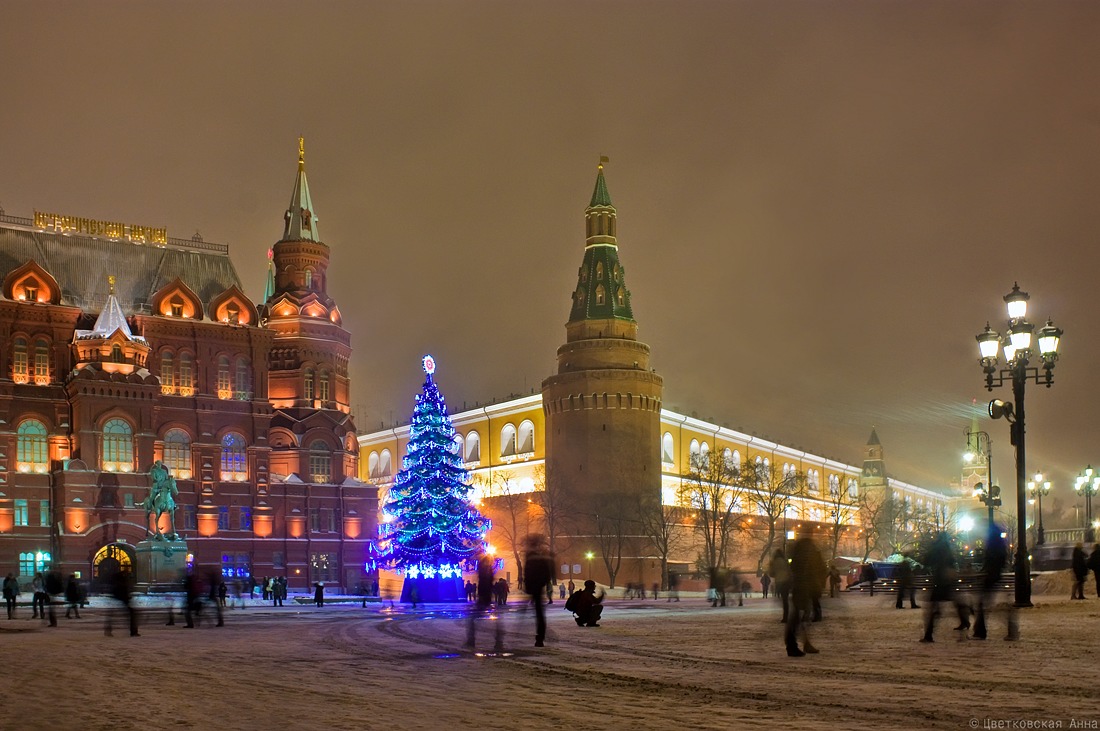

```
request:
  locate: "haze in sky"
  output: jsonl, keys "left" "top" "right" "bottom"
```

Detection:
{"left": 3, "top": 2, "right": 1098, "bottom": 520}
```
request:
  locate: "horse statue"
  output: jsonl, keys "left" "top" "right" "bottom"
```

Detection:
{"left": 144, "top": 460, "right": 179, "bottom": 540}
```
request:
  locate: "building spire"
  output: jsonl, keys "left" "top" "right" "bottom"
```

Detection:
{"left": 569, "top": 161, "right": 634, "bottom": 325}
{"left": 282, "top": 136, "right": 320, "bottom": 242}
{"left": 262, "top": 249, "right": 276, "bottom": 303}
{"left": 589, "top": 155, "right": 613, "bottom": 208}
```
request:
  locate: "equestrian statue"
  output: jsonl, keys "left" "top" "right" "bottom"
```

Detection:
{"left": 144, "top": 460, "right": 179, "bottom": 540}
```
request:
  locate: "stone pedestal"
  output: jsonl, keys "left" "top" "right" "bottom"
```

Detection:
{"left": 134, "top": 538, "right": 189, "bottom": 591}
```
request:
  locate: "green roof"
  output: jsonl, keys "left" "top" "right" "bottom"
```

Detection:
{"left": 568, "top": 245, "right": 634, "bottom": 323}
{"left": 589, "top": 167, "right": 613, "bottom": 208}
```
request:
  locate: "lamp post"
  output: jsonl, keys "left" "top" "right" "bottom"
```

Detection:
{"left": 1027, "top": 471, "right": 1050, "bottom": 546}
{"left": 975, "top": 282, "right": 1063, "bottom": 608}
{"left": 585, "top": 551, "right": 594, "bottom": 580}
{"left": 964, "top": 429, "right": 997, "bottom": 530}
{"left": 1074, "top": 467, "right": 1098, "bottom": 543}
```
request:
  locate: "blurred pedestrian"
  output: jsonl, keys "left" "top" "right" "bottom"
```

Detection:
{"left": 972, "top": 523, "right": 1017, "bottom": 640}
{"left": 207, "top": 569, "right": 224, "bottom": 626}
{"left": 3, "top": 573, "right": 18, "bottom": 619}
{"left": 894, "top": 555, "right": 920, "bottom": 609}
{"left": 45, "top": 567, "right": 63, "bottom": 627}
{"left": 785, "top": 529, "right": 825, "bottom": 656}
{"left": 1088, "top": 544, "right": 1100, "bottom": 598}
{"left": 1071, "top": 543, "right": 1088, "bottom": 600}
{"left": 524, "top": 534, "right": 554, "bottom": 647}
{"left": 65, "top": 574, "right": 82, "bottom": 619}
{"left": 314, "top": 582, "right": 325, "bottom": 607}
{"left": 31, "top": 572, "right": 47, "bottom": 620}
{"left": 921, "top": 531, "right": 969, "bottom": 642}
{"left": 860, "top": 563, "right": 878, "bottom": 596}
{"left": 760, "top": 570, "right": 771, "bottom": 599}
{"left": 184, "top": 571, "right": 202, "bottom": 628}
{"left": 768, "top": 550, "right": 792, "bottom": 623}
{"left": 465, "top": 553, "right": 504, "bottom": 652}
{"left": 105, "top": 569, "right": 139, "bottom": 637}
{"left": 827, "top": 564, "right": 841, "bottom": 598}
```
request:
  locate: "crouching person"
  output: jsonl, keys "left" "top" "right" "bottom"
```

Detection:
{"left": 566, "top": 580, "right": 605, "bottom": 627}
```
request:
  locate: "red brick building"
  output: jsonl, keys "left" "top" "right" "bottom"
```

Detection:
{"left": 0, "top": 142, "right": 375, "bottom": 592}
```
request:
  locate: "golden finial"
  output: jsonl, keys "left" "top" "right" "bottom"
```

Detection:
{"left": 598, "top": 155, "right": 609, "bottom": 171}
{"left": 298, "top": 136, "right": 306, "bottom": 170}
{"left": 108, "top": 275, "right": 116, "bottom": 295}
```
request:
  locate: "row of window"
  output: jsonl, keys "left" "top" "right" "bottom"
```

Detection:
{"left": 14, "top": 418, "right": 337, "bottom": 483}
{"left": 10, "top": 500, "right": 50, "bottom": 527}
{"left": 365, "top": 420, "right": 537, "bottom": 481}
{"left": 12, "top": 338, "right": 50, "bottom": 385}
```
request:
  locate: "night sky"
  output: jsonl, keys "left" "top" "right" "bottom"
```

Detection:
{"left": 3, "top": 2, "right": 1099, "bottom": 518}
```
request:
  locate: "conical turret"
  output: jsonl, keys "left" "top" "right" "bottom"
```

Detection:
{"left": 282, "top": 137, "right": 320, "bottom": 242}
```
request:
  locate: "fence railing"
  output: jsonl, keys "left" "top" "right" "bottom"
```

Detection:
{"left": 0, "top": 212, "right": 229, "bottom": 255}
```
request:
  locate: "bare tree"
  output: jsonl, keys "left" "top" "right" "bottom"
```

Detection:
{"left": 637, "top": 491, "right": 687, "bottom": 590}
{"left": 856, "top": 489, "right": 886, "bottom": 561}
{"left": 531, "top": 464, "right": 571, "bottom": 561}
{"left": 823, "top": 478, "right": 858, "bottom": 560}
{"left": 678, "top": 451, "right": 746, "bottom": 576}
{"left": 743, "top": 460, "right": 806, "bottom": 572}
{"left": 592, "top": 490, "right": 635, "bottom": 589}
{"left": 479, "top": 470, "right": 528, "bottom": 584}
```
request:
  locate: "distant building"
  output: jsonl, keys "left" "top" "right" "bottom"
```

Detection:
{"left": 0, "top": 140, "right": 375, "bottom": 592}
{"left": 359, "top": 164, "right": 949, "bottom": 588}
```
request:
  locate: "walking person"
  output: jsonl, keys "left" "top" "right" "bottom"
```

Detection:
{"left": 760, "top": 570, "right": 771, "bottom": 599}
{"left": 65, "top": 574, "right": 82, "bottom": 619}
{"left": 894, "top": 555, "right": 920, "bottom": 609}
{"left": 31, "top": 572, "right": 47, "bottom": 620}
{"left": 465, "top": 552, "right": 504, "bottom": 652}
{"left": 105, "top": 569, "right": 139, "bottom": 637}
{"left": 1071, "top": 543, "right": 1088, "bottom": 600}
{"left": 1088, "top": 544, "right": 1100, "bottom": 598}
{"left": 3, "top": 573, "right": 18, "bottom": 619}
{"left": 972, "top": 523, "right": 1018, "bottom": 641}
{"left": 768, "top": 549, "right": 792, "bottom": 623}
{"left": 523, "top": 533, "right": 554, "bottom": 647}
{"left": 920, "top": 531, "right": 969, "bottom": 642}
{"left": 785, "top": 528, "right": 825, "bottom": 656}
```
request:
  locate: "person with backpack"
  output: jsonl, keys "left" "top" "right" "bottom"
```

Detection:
{"left": 566, "top": 580, "right": 605, "bottom": 627}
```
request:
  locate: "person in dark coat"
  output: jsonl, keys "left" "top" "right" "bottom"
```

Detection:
{"left": 184, "top": 571, "right": 202, "bottom": 628}
{"left": 570, "top": 580, "right": 605, "bottom": 627}
{"left": 860, "top": 563, "right": 878, "bottom": 596}
{"left": 314, "top": 582, "right": 325, "bottom": 607}
{"left": 894, "top": 556, "right": 920, "bottom": 609}
{"left": 65, "top": 574, "right": 82, "bottom": 619}
{"left": 972, "top": 524, "right": 1017, "bottom": 640}
{"left": 760, "top": 570, "right": 771, "bottom": 599}
{"left": 523, "top": 534, "right": 554, "bottom": 647}
{"left": 1071, "top": 543, "right": 1088, "bottom": 600}
{"left": 785, "top": 529, "right": 825, "bottom": 656}
{"left": 105, "top": 569, "right": 139, "bottom": 637}
{"left": 1088, "top": 544, "right": 1100, "bottom": 598}
{"left": 768, "top": 550, "right": 792, "bottom": 623}
{"left": 920, "top": 532, "right": 969, "bottom": 642}
{"left": 465, "top": 553, "right": 503, "bottom": 651}
{"left": 2, "top": 573, "right": 18, "bottom": 619}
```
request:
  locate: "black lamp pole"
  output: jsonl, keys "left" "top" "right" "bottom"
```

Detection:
{"left": 976, "top": 283, "right": 1063, "bottom": 609}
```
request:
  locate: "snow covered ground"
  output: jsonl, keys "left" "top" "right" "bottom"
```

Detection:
{"left": 2, "top": 576, "right": 1098, "bottom": 731}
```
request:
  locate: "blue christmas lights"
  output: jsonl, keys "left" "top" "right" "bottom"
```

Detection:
{"left": 379, "top": 356, "right": 489, "bottom": 577}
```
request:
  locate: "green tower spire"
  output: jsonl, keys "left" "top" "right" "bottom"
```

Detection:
{"left": 282, "top": 136, "right": 320, "bottom": 242}
{"left": 568, "top": 158, "right": 634, "bottom": 324}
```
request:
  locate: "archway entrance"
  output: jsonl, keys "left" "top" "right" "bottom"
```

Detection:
{"left": 93, "top": 543, "right": 134, "bottom": 591}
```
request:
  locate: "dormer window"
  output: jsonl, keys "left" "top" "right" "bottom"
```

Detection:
{"left": 596, "top": 262, "right": 604, "bottom": 280}
{"left": 595, "top": 284, "right": 606, "bottom": 305}
{"left": 111, "top": 345, "right": 124, "bottom": 363}
{"left": 227, "top": 303, "right": 240, "bottom": 325}
{"left": 24, "top": 284, "right": 38, "bottom": 302}
{"left": 170, "top": 299, "right": 184, "bottom": 318}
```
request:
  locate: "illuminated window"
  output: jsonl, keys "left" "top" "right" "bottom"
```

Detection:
{"left": 33, "top": 339, "right": 49, "bottom": 385}
{"left": 17, "top": 419, "right": 48, "bottom": 473}
{"left": 465, "top": 432, "right": 480, "bottom": 463}
{"left": 182, "top": 505, "right": 197, "bottom": 531}
{"left": 318, "top": 371, "right": 330, "bottom": 402}
{"left": 13, "top": 338, "right": 28, "bottom": 383}
{"left": 226, "top": 303, "right": 240, "bottom": 325}
{"left": 595, "top": 284, "right": 605, "bottom": 305}
{"left": 19, "top": 550, "right": 50, "bottom": 576}
{"left": 220, "top": 432, "right": 247, "bottom": 481}
{"left": 616, "top": 287, "right": 625, "bottom": 306}
{"left": 164, "top": 429, "right": 192, "bottom": 479}
{"left": 304, "top": 369, "right": 314, "bottom": 400}
{"left": 309, "top": 440, "right": 331, "bottom": 484}
{"left": 234, "top": 358, "right": 252, "bottom": 400}
{"left": 304, "top": 269, "right": 313, "bottom": 290}
{"left": 829, "top": 475, "right": 840, "bottom": 498}
{"left": 178, "top": 352, "right": 194, "bottom": 396}
{"left": 661, "top": 432, "right": 674, "bottom": 464}
{"left": 14, "top": 500, "right": 28, "bottom": 527}
{"left": 218, "top": 506, "right": 230, "bottom": 530}
{"left": 39, "top": 500, "right": 48, "bottom": 527}
{"left": 102, "top": 418, "right": 134, "bottom": 473}
{"left": 310, "top": 552, "right": 337, "bottom": 583}
{"left": 160, "top": 351, "right": 175, "bottom": 394}
{"left": 170, "top": 299, "right": 184, "bottom": 318}
{"left": 368, "top": 451, "right": 380, "bottom": 479}
{"left": 500, "top": 423, "right": 517, "bottom": 458}
{"left": 848, "top": 479, "right": 859, "bottom": 499}
{"left": 380, "top": 449, "right": 392, "bottom": 478}
{"left": 453, "top": 433, "right": 464, "bottom": 460}
{"left": 518, "top": 420, "right": 535, "bottom": 454}
{"left": 239, "top": 508, "right": 252, "bottom": 531}
{"left": 217, "top": 356, "right": 231, "bottom": 399}
{"left": 24, "top": 281, "right": 39, "bottom": 301}
{"left": 596, "top": 262, "right": 604, "bottom": 279}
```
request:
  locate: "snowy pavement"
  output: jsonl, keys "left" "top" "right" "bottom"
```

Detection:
{"left": 2, "top": 588, "right": 1098, "bottom": 731}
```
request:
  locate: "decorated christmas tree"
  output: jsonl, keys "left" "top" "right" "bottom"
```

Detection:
{"left": 379, "top": 355, "right": 489, "bottom": 602}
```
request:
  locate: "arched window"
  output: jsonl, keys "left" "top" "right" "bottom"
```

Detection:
{"left": 217, "top": 356, "right": 231, "bottom": 399}
{"left": 368, "top": 451, "right": 380, "bottom": 479}
{"left": 517, "top": 420, "right": 535, "bottom": 454}
{"left": 304, "top": 268, "right": 313, "bottom": 290}
{"left": 160, "top": 351, "right": 175, "bottom": 394}
{"left": 33, "top": 339, "right": 49, "bottom": 385}
{"left": 731, "top": 450, "right": 741, "bottom": 468}
{"left": 178, "top": 352, "right": 194, "bottom": 396}
{"left": 164, "top": 429, "right": 192, "bottom": 479}
{"left": 596, "top": 261, "right": 604, "bottom": 279}
{"left": 102, "top": 418, "right": 134, "bottom": 473}
{"left": 318, "top": 371, "right": 330, "bottom": 402}
{"left": 379, "top": 449, "right": 392, "bottom": 478}
{"left": 13, "top": 338, "right": 28, "bottom": 383}
{"left": 595, "top": 284, "right": 606, "bottom": 305}
{"left": 234, "top": 358, "right": 251, "bottom": 400}
{"left": 661, "top": 432, "right": 674, "bottom": 464}
{"left": 453, "top": 433, "right": 464, "bottom": 461}
{"left": 500, "top": 424, "right": 517, "bottom": 458}
{"left": 763, "top": 457, "right": 770, "bottom": 470}
{"left": 309, "top": 440, "right": 331, "bottom": 484}
{"left": 220, "top": 432, "right": 247, "bottom": 481}
{"left": 847, "top": 479, "right": 859, "bottom": 499}
{"left": 304, "top": 369, "right": 314, "bottom": 400}
{"left": 616, "top": 287, "right": 625, "bottom": 306}
{"left": 465, "top": 432, "right": 481, "bottom": 463}
{"left": 829, "top": 474, "right": 840, "bottom": 498}
{"left": 17, "top": 419, "right": 48, "bottom": 473}
{"left": 111, "top": 345, "right": 124, "bottom": 363}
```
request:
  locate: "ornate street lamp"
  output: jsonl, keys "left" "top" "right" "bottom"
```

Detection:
{"left": 965, "top": 429, "right": 997, "bottom": 529}
{"left": 975, "top": 282, "right": 1063, "bottom": 608}
{"left": 1074, "top": 467, "right": 1098, "bottom": 543}
{"left": 1027, "top": 471, "right": 1051, "bottom": 546}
